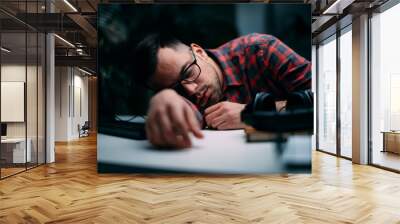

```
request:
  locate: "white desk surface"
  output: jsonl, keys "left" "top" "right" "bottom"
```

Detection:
{"left": 1, "top": 138, "right": 27, "bottom": 143}
{"left": 1, "top": 137, "right": 32, "bottom": 163}
{"left": 98, "top": 130, "right": 311, "bottom": 174}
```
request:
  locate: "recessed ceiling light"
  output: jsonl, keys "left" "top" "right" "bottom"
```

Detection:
{"left": 1, "top": 47, "right": 11, "bottom": 53}
{"left": 322, "top": 0, "right": 353, "bottom": 15}
{"left": 78, "top": 67, "right": 92, "bottom": 76}
{"left": 54, "top": 34, "right": 75, "bottom": 48}
{"left": 63, "top": 0, "right": 78, "bottom": 12}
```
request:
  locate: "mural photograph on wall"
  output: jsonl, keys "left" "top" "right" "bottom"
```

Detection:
{"left": 97, "top": 3, "right": 313, "bottom": 174}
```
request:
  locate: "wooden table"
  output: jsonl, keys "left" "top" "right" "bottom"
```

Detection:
{"left": 381, "top": 131, "right": 400, "bottom": 154}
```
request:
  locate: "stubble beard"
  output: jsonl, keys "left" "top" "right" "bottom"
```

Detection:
{"left": 205, "top": 73, "right": 223, "bottom": 108}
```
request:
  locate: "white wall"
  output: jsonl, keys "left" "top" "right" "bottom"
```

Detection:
{"left": 1, "top": 65, "right": 26, "bottom": 140}
{"left": 1, "top": 65, "right": 26, "bottom": 81}
{"left": 55, "top": 66, "right": 69, "bottom": 141}
{"left": 75, "top": 73, "right": 89, "bottom": 127}
{"left": 71, "top": 72, "right": 89, "bottom": 138}
{"left": 1, "top": 82, "right": 25, "bottom": 122}
{"left": 1, "top": 65, "right": 40, "bottom": 137}
{"left": 55, "top": 67, "right": 89, "bottom": 141}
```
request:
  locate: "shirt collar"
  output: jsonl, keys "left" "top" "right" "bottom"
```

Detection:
{"left": 205, "top": 48, "right": 243, "bottom": 90}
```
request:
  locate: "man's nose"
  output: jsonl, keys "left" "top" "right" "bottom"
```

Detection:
{"left": 182, "top": 82, "right": 198, "bottom": 96}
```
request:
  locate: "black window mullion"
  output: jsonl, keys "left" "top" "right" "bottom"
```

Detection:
{"left": 367, "top": 11, "right": 373, "bottom": 165}
{"left": 36, "top": 0, "right": 39, "bottom": 168}
{"left": 25, "top": 0, "right": 28, "bottom": 171}
{"left": 315, "top": 44, "right": 319, "bottom": 151}
{"left": 336, "top": 28, "right": 341, "bottom": 157}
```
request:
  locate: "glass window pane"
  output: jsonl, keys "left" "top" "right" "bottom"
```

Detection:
{"left": 27, "top": 31, "right": 38, "bottom": 169}
{"left": 340, "top": 28, "right": 352, "bottom": 158}
{"left": 1, "top": 1, "right": 46, "bottom": 179}
{"left": 38, "top": 32, "right": 45, "bottom": 165}
{"left": 26, "top": 0, "right": 39, "bottom": 170}
{"left": 1, "top": 30, "right": 28, "bottom": 177}
{"left": 371, "top": 3, "right": 400, "bottom": 171}
{"left": 317, "top": 36, "right": 337, "bottom": 154}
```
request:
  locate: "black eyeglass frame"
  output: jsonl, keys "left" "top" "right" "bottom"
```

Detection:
{"left": 143, "top": 48, "right": 201, "bottom": 93}
{"left": 169, "top": 48, "right": 202, "bottom": 91}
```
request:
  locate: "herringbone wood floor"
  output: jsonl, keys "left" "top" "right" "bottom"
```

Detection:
{"left": 1, "top": 134, "right": 400, "bottom": 224}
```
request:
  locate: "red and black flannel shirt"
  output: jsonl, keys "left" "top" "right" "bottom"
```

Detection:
{"left": 189, "top": 33, "right": 311, "bottom": 122}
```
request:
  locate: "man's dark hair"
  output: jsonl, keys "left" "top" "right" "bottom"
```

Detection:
{"left": 133, "top": 33, "right": 184, "bottom": 88}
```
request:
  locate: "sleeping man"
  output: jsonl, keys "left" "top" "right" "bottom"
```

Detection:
{"left": 133, "top": 33, "right": 311, "bottom": 148}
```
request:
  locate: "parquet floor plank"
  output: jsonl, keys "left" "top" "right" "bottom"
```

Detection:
{"left": 0, "top": 134, "right": 400, "bottom": 223}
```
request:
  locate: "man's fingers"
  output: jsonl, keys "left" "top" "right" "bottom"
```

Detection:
{"left": 167, "top": 105, "right": 191, "bottom": 144}
{"left": 210, "top": 115, "right": 225, "bottom": 129}
{"left": 216, "top": 121, "right": 229, "bottom": 130}
{"left": 146, "top": 89, "right": 207, "bottom": 148}
{"left": 184, "top": 106, "right": 204, "bottom": 139}
{"left": 205, "top": 108, "right": 224, "bottom": 126}
{"left": 204, "top": 102, "right": 221, "bottom": 115}
{"left": 145, "top": 121, "right": 155, "bottom": 145}
{"left": 158, "top": 110, "right": 178, "bottom": 146}
{"left": 148, "top": 117, "right": 162, "bottom": 145}
{"left": 179, "top": 133, "right": 192, "bottom": 147}
{"left": 145, "top": 112, "right": 157, "bottom": 144}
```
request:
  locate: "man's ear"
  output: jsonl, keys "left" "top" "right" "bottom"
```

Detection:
{"left": 190, "top": 43, "right": 208, "bottom": 59}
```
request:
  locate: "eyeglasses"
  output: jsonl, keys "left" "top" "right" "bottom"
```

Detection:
{"left": 169, "top": 49, "right": 202, "bottom": 92}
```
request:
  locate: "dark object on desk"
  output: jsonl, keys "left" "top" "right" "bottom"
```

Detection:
{"left": 241, "top": 108, "right": 313, "bottom": 132}
{"left": 286, "top": 89, "right": 313, "bottom": 111}
{"left": 1, "top": 123, "right": 7, "bottom": 137}
{"left": 244, "top": 126, "right": 287, "bottom": 142}
{"left": 250, "top": 90, "right": 313, "bottom": 112}
{"left": 99, "top": 121, "right": 146, "bottom": 140}
{"left": 241, "top": 90, "right": 313, "bottom": 132}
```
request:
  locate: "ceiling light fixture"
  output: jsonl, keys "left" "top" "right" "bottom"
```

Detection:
{"left": 322, "top": 0, "right": 354, "bottom": 15}
{"left": 63, "top": 0, "right": 78, "bottom": 12}
{"left": 322, "top": 0, "right": 340, "bottom": 14}
{"left": 78, "top": 67, "right": 92, "bottom": 76}
{"left": 1, "top": 47, "right": 11, "bottom": 53}
{"left": 76, "top": 48, "right": 85, "bottom": 56}
{"left": 54, "top": 34, "right": 75, "bottom": 48}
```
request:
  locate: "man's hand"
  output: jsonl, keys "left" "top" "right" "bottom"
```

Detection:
{"left": 204, "top": 101, "right": 246, "bottom": 130}
{"left": 146, "top": 89, "right": 203, "bottom": 148}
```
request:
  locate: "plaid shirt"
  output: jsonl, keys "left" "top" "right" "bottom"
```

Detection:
{"left": 188, "top": 33, "right": 311, "bottom": 122}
